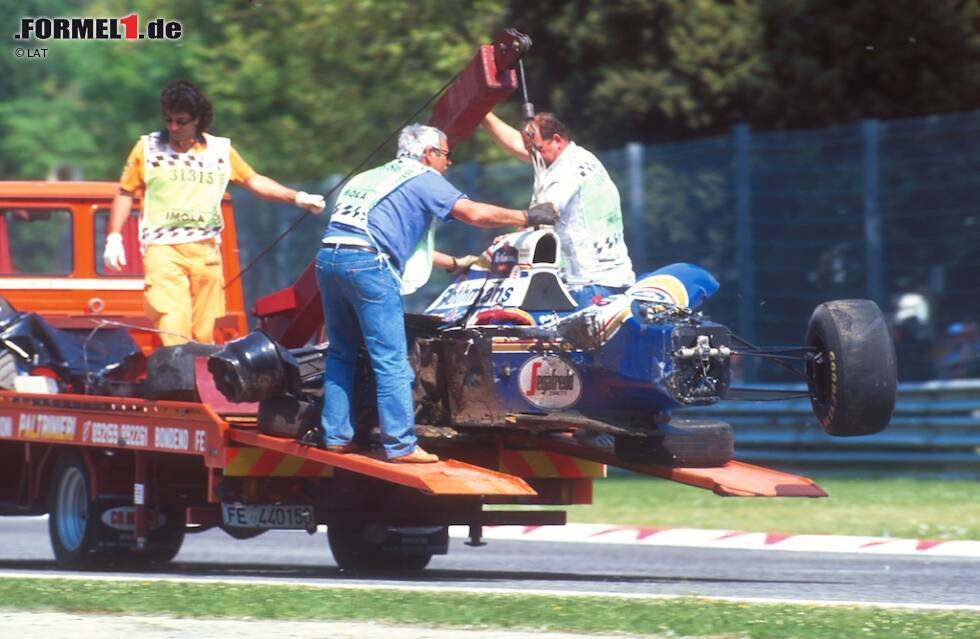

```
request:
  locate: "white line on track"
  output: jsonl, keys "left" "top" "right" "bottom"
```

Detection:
{"left": 446, "top": 524, "right": 980, "bottom": 558}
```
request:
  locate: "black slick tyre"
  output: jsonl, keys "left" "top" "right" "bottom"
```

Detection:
{"left": 145, "top": 343, "right": 222, "bottom": 401}
{"left": 805, "top": 299, "right": 897, "bottom": 436}
{"left": 258, "top": 395, "right": 320, "bottom": 438}
{"left": 613, "top": 419, "right": 734, "bottom": 467}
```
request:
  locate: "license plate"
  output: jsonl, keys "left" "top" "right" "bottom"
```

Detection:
{"left": 221, "top": 503, "right": 314, "bottom": 529}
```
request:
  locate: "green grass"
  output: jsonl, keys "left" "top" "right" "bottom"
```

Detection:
{"left": 557, "top": 476, "right": 980, "bottom": 540}
{"left": 0, "top": 578, "right": 976, "bottom": 639}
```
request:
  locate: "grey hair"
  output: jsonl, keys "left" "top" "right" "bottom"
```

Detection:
{"left": 397, "top": 124, "right": 445, "bottom": 161}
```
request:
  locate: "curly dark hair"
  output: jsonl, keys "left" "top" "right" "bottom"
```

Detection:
{"left": 159, "top": 80, "right": 213, "bottom": 138}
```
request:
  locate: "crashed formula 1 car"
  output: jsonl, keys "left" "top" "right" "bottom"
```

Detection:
{"left": 213, "top": 226, "right": 897, "bottom": 469}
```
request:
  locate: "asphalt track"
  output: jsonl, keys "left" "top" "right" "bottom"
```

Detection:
{"left": 0, "top": 517, "right": 977, "bottom": 610}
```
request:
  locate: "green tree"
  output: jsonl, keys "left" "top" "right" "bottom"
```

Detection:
{"left": 756, "top": 0, "right": 980, "bottom": 127}
{"left": 504, "top": 0, "right": 980, "bottom": 147}
{"left": 132, "top": 0, "right": 509, "bottom": 179}
{"left": 0, "top": 0, "right": 511, "bottom": 180}
{"left": 501, "top": 0, "right": 767, "bottom": 146}
{"left": 0, "top": 0, "right": 192, "bottom": 179}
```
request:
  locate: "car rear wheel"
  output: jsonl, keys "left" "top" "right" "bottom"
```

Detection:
{"left": 145, "top": 343, "right": 222, "bottom": 401}
{"left": 258, "top": 395, "right": 320, "bottom": 438}
{"left": 805, "top": 299, "right": 896, "bottom": 436}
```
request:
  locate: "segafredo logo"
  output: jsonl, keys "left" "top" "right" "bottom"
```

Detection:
{"left": 518, "top": 356, "right": 582, "bottom": 409}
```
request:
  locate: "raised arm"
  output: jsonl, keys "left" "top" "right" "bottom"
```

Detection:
{"left": 481, "top": 112, "right": 532, "bottom": 163}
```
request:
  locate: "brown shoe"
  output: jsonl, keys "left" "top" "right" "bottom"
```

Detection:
{"left": 325, "top": 442, "right": 357, "bottom": 454}
{"left": 388, "top": 446, "right": 439, "bottom": 463}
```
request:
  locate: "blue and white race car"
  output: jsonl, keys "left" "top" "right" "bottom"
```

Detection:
{"left": 212, "top": 227, "right": 897, "bottom": 468}
{"left": 405, "top": 227, "right": 897, "bottom": 466}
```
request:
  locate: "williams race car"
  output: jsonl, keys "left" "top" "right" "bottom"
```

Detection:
{"left": 211, "top": 227, "right": 897, "bottom": 470}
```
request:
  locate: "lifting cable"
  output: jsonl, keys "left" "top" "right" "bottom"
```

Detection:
{"left": 449, "top": 49, "right": 539, "bottom": 331}
{"left": 226, "top": 71, "right": 462, "bottom": 289}
{"left": 515, "top": 57, "right": 547, "bottom": 205}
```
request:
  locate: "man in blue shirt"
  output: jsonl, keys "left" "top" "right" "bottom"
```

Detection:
{"left": 316, "top": 123, "right": 556, "bottom": 462}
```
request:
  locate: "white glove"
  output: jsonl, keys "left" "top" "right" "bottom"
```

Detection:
{"left": 103, "top": 232, "right": 127, "bottom": 271}
{"left": 447, "top": 254, "right": 480, "bottom": 277}
{"left": 295, "top": 191, "right": 326, "bottom": 214}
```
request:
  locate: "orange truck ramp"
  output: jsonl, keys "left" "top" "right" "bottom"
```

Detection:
{"left": 229, "top": 429, "right": 537, "bottom": 497}
{"left": 524, "top": 433, "right": 827, "bottom": 498}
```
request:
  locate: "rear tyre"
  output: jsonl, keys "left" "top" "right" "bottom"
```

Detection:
{"left": 48, "top": 452, "right": 100, "bottom": 567}
{"left": 327, "top": 525, "right": 438, "bottom": 571}
{"left": 258, "top": 395, "right": 320, "bottom": 439}
{"left": 112, "top": 503, "right": 186, "bottom": 566}
{"left": 145, "top": 343, "right": 222, "bottom": 401}
{"left": 613, "top": 419, "right": 734, "bottom": 467}
{"left": 805, "top": 300, "right": 897, "bottom": 436}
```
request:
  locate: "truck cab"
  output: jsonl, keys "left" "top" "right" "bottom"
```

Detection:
{"left": 0, "top": 181, "right": 249, "bottom": 354}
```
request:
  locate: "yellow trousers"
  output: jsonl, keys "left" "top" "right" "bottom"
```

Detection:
{"left": 143, "top": 241, "right": 225, "bottom": 346}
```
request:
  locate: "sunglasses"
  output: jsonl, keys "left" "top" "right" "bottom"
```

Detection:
{"left": 430, "top": 147, "right": 452, "bottom": 160}
{"left": 163, "top": 116, "right": 194, "bottom": 126}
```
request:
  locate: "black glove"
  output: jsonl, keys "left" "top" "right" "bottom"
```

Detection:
{"left": 525, "top": 202, "right": 557, "bottom": 227}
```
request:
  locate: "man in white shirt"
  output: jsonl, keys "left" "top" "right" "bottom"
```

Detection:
{"left": 482, "top": 111, "right": 636, "bottom": 307}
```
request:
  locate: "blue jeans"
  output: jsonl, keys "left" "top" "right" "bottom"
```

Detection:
{"left": 568, "top": 284, "right": 626, "bottom": 308}
{"left": 315, "top": 247, "right": 417, "bottom": 459}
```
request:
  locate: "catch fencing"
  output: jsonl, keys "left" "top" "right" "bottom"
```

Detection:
{"left": 684, "top": 381, "right": 980, "bottom": 477}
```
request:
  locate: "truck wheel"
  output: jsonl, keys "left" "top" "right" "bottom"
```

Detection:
{"left": 613, "top": 419, "right": 734, "bottom": 467}
{"left": 327, "top": 525, "right": 435, "bottom": 571}
{"left": 806, "top": 300, "right": 897, "bottom": 436}
{"left": 109, "top": 503, "right": 186, "bottom": 566}
{"left": 220, "top": 526, "right": 268, "bottom": 540}
{"left": 48, "top": 453, "right": 101, "bottom": 567}
{"left": 143, "top": 505, "right": 186, "bottom": 564}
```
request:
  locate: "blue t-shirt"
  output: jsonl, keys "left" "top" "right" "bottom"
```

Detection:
{"left": 324, "top": 170, "right": 464, "bottom": 270}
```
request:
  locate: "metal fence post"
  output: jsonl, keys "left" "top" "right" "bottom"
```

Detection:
{"left": 862, "top": 119, "right": 885, "bottom": 306}
{"left": 625, "top": 142, "right": 648, "bottom": 272}
{"left": 733, "top": 124, "right": 756, "bottom": 379}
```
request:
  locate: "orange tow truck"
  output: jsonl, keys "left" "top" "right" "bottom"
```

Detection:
{"left": 0, "top": 31, "right": 825, "bottom": 571}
